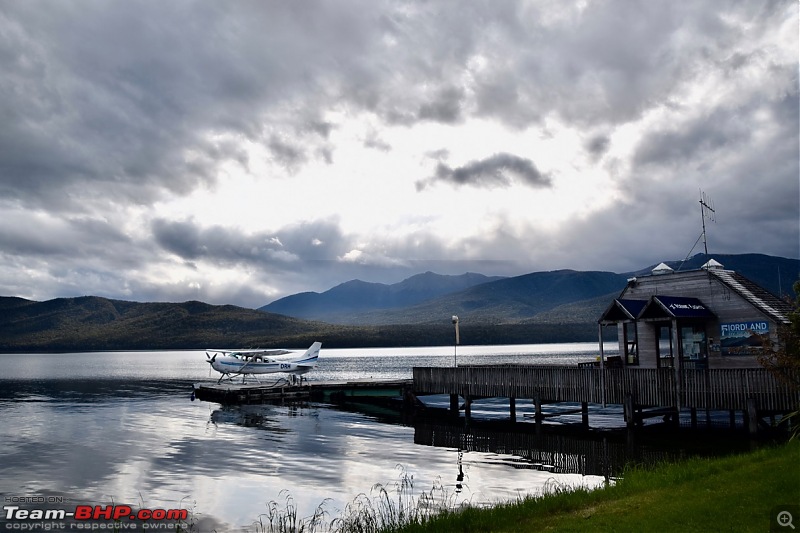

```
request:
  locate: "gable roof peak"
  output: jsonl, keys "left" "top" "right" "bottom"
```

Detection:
{"left": 652, "top": 262, "right": 674, "bottom": 275}
{"left": 702, "top": 258, "right": 725, "bottom": 270}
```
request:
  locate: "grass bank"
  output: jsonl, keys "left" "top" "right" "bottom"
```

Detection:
{"left": 394, "top": 439, "right": 799, "bottom": 533}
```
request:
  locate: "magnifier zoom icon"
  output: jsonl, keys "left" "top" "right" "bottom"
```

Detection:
{"left": 778, "top": 511, "right": 795, "bottom": 529}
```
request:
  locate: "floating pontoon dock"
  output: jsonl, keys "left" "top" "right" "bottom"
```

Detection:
{"left": 193, "top": 378, "right": 415, "bottom": 406}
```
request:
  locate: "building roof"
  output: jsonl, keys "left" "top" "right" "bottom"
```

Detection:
{"left": 710, "top": 269, "right": 793, "bottom": 324}
{"left": 598, "top": 299, "right": 647, "bottom": 324}
{"left": 599, "top": 260, "right": 794, "bottom": 326}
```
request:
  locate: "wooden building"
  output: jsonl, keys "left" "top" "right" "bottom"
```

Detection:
{"left": 598, "top": 259, "right": 793, "bottom": 370}
{"left": 413, "top": 260, "right": 797, "bottom": 434}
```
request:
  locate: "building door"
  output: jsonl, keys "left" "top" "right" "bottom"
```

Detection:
{"left": 656, "top": 324, "right": 674, "bottom": 368}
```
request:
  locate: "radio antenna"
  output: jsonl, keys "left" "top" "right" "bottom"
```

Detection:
{"left": 678, "top": 190, "right": 717, "bottom": 271}
{"left": 699, "top": 190, "right": 716, "bottom": 255}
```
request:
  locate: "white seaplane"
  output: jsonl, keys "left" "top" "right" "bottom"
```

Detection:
{"left": 205, "top": 341, "right": 321, "bottom": 384}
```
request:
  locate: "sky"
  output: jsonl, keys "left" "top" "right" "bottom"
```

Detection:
{"left": 0, "top": 0, "right": 798, "bottom": 309}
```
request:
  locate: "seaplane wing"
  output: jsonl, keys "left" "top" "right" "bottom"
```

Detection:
{"left": 205, "top": 348, "right": 293, "bottom": 356}
{"left": 206, "top": 342, "right": 321, "bottom": 384}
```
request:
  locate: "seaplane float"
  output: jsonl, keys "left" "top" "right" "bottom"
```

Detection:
{"left": 205, "top": 341, "right": 321, "bottom": 384}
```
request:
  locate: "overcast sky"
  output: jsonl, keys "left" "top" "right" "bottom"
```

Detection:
{"left": 1, "top": 1, "right": 797, "bottom": 308}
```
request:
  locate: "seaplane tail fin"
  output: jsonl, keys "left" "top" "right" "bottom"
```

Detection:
{"left": 295, "top": 341, "right": 322, "bottom": 368}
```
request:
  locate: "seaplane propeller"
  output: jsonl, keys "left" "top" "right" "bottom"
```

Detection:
{"left": 205, "top": 352, "right": 218, "bottom": 378}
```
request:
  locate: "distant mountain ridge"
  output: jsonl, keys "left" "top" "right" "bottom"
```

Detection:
{"left": 259, "top": 253, "right": 798, "bottom": 326}
{"left": 343, "top": 269, "right": 630, "bottom": 325}
{"left": 260, "top": 271, "right": 504, "bottom": 322}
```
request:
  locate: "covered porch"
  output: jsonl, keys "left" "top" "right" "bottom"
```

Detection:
{"left": 598, "top": 295, "right": 716, "bottom": 370}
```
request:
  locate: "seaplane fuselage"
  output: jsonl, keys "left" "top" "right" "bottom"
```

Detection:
{"left": 206, "top": 342, "right": 321, "bottom": 383}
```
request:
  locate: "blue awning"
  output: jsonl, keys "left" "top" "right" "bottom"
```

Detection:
{"left": 639, "top": 295, "right": 715, "bottom": 320}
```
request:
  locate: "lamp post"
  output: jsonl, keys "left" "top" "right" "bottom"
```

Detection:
{"left": 452, "top": 315, "right": 460, "bottom": 367}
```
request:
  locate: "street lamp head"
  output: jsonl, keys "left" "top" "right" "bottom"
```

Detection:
{"left": 452, "top": 315, "right": 459, "bottom": 324}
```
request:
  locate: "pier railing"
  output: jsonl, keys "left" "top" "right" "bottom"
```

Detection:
{"left": 413, "top": 366, "right": 800, "bottom": 411}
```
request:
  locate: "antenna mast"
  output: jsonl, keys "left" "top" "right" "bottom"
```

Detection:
{"left": 679, "top": 191, "right": 718, "bottom": 271}
{"left": 699, "top": 191, "right": 716, "bottom": 255}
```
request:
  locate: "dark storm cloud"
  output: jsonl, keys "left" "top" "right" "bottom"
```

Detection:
{"left": 418, "top": 86, "right": 465, "bottom": 123}
{"left": 0, "top": 212, "right": 138, "bottom": 262}
{"left": 416, "top": 153, "right": 552, "bottom": 191}
{"left": 633, "top": 108, "right": 753, "bottom": 168}
{"left": 151, "top": 218, "right": 351, "bottom": 268}
{"left": 585, "top": 135, "right": 610, "bottom": 159}
{"left": 268, "top": 136, "right": 307, "bottom": 171}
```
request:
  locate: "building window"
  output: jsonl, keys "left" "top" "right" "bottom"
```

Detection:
{"left": 623, "top": 322, "right": 639, "bottom": 365}
{"left": 656, "top": 324, "right": 673, "bottom": 368}
{"left": 680, "top": 325, "right": 708, "bottom": 369}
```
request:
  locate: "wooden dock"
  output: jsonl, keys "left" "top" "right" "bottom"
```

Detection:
{"left": 192, "top": 366, "right": 798, "bottom": 434}
{"left": 193, "top": 378, "right": 415, "bottom": 406}
{"left": 413, "top": 365, "right": 800, "bottom": 434}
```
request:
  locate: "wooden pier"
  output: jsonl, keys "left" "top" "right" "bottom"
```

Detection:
{"left": 193, "top": 378, "right": 415, "bottom": 406}
{"left": 413, "top": 365, "right": 800, "bottom": 433}
{"left": 192, "top": 366, "right": 798, "bottom": 434}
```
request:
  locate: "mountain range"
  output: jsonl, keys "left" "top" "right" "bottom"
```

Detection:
{"left": 260, "top": 253, "right": 798, "bottom": 326}
{"left": 0, "top": 253, "right": 796, "bottom": 352}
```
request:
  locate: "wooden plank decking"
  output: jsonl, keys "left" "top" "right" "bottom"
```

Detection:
{"left": 413, "top": 365, "right": 799, "bottom": 413}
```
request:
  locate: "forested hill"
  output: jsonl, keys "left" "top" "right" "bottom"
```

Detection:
{"left": 0, "top": 297, "right": 324, "bottom": 352}
{"left": 0, "top": 295, "right": 593, "bottom": 352}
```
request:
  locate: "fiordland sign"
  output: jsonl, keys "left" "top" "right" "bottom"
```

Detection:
{"left": 720, "top": 321, "right": 769, "bottom": 356}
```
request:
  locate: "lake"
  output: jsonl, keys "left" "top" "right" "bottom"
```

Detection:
{"left": 0, "top": 343, "right": 759, "bottom": 531}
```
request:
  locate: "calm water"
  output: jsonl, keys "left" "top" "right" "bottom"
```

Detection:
{"left": 0, "top": 343, "right": 755, "bottom": 531}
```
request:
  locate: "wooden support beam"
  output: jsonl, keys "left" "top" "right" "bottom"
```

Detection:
{"left": 747, "top": 398, "right": 758, "bottom": 435}
{"left": 509, "top": 396, "right": 516, "bottom": 423}
{"left": 450, "top": 393, "right": 459, "bottom": 415}
{"left": 624, "top": 394, "right": 635, "bottom": 429}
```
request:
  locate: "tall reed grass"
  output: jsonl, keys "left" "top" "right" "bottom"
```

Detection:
{"left": 228, "top": 465, "right": 464, "bottom": 532}
{"left": 237, "top": 465, "right": 591, "bottom": 533}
